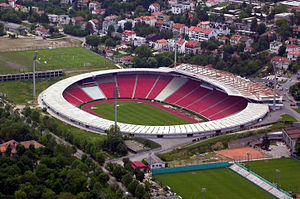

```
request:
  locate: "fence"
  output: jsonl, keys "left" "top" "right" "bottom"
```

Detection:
{"left": 152, "top": 162, "right": 231, "bottom": 175}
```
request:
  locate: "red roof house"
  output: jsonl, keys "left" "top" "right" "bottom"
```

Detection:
{"left": 131, "top": 161, "right": 147, "bottom": 170}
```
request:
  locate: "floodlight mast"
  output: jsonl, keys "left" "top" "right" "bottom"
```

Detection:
{"left": 33, "top": 51, "right": 38, "bottom": 99}
{"left": 114, "top": 86, "right": 120, "bottom": 130}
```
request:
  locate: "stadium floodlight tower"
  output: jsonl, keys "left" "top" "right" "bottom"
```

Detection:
{"left": 33, "top": 51, "right": 38, "bottom": 99}
{"left": 272, "top": 60, "right": 282, "bottom": 109}
{"left": 114, "top": 86, "right": 120, "bottom": 130}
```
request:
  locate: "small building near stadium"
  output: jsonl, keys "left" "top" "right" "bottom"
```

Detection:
{"left": 282, "top": 127, "right": 300, "bottom": 153}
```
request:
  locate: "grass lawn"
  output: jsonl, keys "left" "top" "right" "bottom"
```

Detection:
{"left": 0, "top": 47, "right": 116, "bottom": 73}
{"left": 154, "top": 168, "right": 275, "bottom": 199}
{"left": 247, "top": 158, "right": 300, "bottom": 194}
{"left": 293, "top": 108, "right": 300, "bottom": 114}
{"left": 0, "top": 77, "right": 63, "bottom": 104}
{"left": 278, "top": 114, "right": 297, "bottom": 123}
{"left": 91, "top": 101, "right": 191, "bottom": 126}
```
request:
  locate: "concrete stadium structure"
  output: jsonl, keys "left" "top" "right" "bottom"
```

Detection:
{"left": 39, "top": 65, "right": 272, "bottom": 138}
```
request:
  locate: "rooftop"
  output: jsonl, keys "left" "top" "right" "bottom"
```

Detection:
{"left": 284, "top": 127, "right": 300, "bottom": 140}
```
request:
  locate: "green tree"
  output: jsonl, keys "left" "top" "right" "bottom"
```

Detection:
{"left": 95, "top": 152, "right": 105, "bottom": 165}
{"left": 127, "top": 180, "right": 139, "bottom": 195}
{"left": 112, "top": 164, "right": 125, "bottom": 180}
{"left": 275, "top": 19, "right": 291, "bottom": 40}
{"left": 41, "top": 188, "right": 56, "bottom": 199}
{"left": 134, "top": 45, "right": 153, "bottom": 58}
{"left": 98, "top": 173, "right": 109, "bottom": 185}
{"left": 121, "top": 173, "right": 133, "bottom": 187}
{"left": 278, "top": 45, "right": 286, "bottom": 56}
{"left": 14, "top": 190, "right": 27, "bottom": 199}
{"left": 124, "top": 21, "right": 132, "bottom": 30}
{"left": 134, "top": 168, "right": 144, "bottom": 182}
{"left": 135, "top": 184, "right": 145, "bottom": 199}
{"left": 86, "top": 35, "right": 100, "bottom": 47}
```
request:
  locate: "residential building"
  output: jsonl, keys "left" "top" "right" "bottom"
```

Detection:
{"left": 120, "top": 56, "right": 134, "bottom": 65}
{"left": 133, "top": 36, "right": 146, "bottom": 47}
{"left": 122, "top": 30, "right": 136, "bottom": 43}
{"left": 35, "top": 27, "right": 50, "bottom": 37}
{"left": 230, "top": 34, "right": 242, "bottom": 45}
{"left": 102, "top": 15, "right": 118, "bottom": 33}
{"left": 48, "top": 14, "right": 58, "bottom": 24}
{"left": 274, "top": 13, "right": 294, "bottom": 23}
{"left": 185, "top": 40, "right": 201, "bottom": 54}
{"left": 135, "top": 16, "right": 156, "bottom": 27}
{"left": 0, "top": 140, "right": 44, "bottom": 155}
{"left": 4, "top": 23, "right": 27, "bottom": 35}
{"left": 92, "top": 8, "right": 105, "bottom": 15}
{"left": 58, "top": 15, "right": 71, "bottom": 26}
{"left": 171, "top": 2, "right": 195, "bottom": 14}
{"left": 186, "top": 26, "right": 216, "bottom": 41}
{"left": 148, "top": 3, "right": 160, "bottom": 13}
{"left": 131, "top": 161, "right": 147, "bottom": 172}
{"left": 288, "top": 51, "right": 300, "bottom": 61}
{"left": 244, "top": 46, "right": 253, "bottom": 53}
{"left": 172, "top": 23, "right": 186, "bottom": 35}
{"left": 154, "top": 39, "right": 168, "bottom": 51}
{"left": 88, "top": 19, "right": 100, "bottom": 33}
{"left": 271, "top": 56, "right": 291, "bottom": 70}
{"left": 89, "top": 1, "right": 101, "bottom": 10}
{"left": 286, "top": 45, "right": 300, "bottom": 53}
{"left": 269, "top": 41, "right": 283, "bottom": 54}
{"left": 8, "top": 0, "right": 16, "bottom": 8}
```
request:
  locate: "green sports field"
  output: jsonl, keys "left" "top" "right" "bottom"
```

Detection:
{"left": 247, "top": 158, "right": 300, "bottom": 194}
{"left": 91, "top": 101, "right": 191, "bottom": 126}
{"left": 154, "top": 168, "right": 275, "bottom": 199}
{"left": 0, "top": 47, "right": 116, "bottom": 74}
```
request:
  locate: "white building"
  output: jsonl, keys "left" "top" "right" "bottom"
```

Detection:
{"left": 122, "top": 30, "right": 136, "bottom": 43}
{"left": 133, "top": 36, "right": 146, "bottom": 47}
{"left": 146, "top": 154, "right": 165, "bottom": 169}
{"left": 48, "top": 14, "right": 58, "bottom": 24}
{"left": 148, "top": 3, "right": 160, "bottom": 13}
{"left": 269, "top": 41, "right": 283, "bottom": 54}
{"left": 288, "top": 51, "right": 300, "bottom": 61}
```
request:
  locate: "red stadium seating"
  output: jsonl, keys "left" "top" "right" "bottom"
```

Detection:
{"left": 134, "top": 75, "right": 158, "bottom": 98}
{"left": 165, "top": 80, "right": 200, "bottom": 103}
{"left": 147, "top": 76, "right": 172, "bottom": 99}
{"left": 66, "top": 87, "right": 92, "bottom": 102}
{"left": 99, "top": 83, "right": 116, "bottom": 98}
{"left": 175, "top": 87, "right": 211, "bottom": 107}
{"left": 117, "top": 76, "right": 136, "bottom": 98}
{"left": 63, "top": 73, "right": 248, "bottom": 120}
{"left": 63, "top": 92, "right": 82, "bottom": 106}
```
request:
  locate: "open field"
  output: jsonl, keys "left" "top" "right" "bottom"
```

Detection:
{"left": 0, "top": 37, "right": 81, "bottom": 52}
{"left": 154, "top": 168, "right": 275, "bottom": 199}
{"left": 247, "top": 158, "right": 300, "bottom": 194}
{"left": 90, "top": 101, "right": 192, "bottom": 126}
{"left": 0, "top": 47, "right": 116, "bottom": 74}
{"left": 0, "top": 77, "right": 64, "bottom": 104}
{"left": 0, "top": 47, "right": 117, "bottom": 104}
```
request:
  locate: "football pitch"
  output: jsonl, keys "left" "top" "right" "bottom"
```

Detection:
{"left": 247, "top": 158, "right": 300, "bottom": 194}
{"left": 0, "top": 47, "right": 116, "bottom": 74}
{"left": 154, "top": 168, "right": 275, "bottom": 199}
{"left": 91, "top": 101, "right": 192, "bottom": 126}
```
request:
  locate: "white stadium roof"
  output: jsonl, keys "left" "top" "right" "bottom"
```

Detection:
{"left": 39, "top": 67, "right": 269, "bottom": 137}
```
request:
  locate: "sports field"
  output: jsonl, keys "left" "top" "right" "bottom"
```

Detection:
{"left": 0, "top": 47, "right": 116, "bottom": 74}
{"left": 247, "top": 158, "right": 300, "bottom": 194}
{"left": 90, "top": 101, "right": 192, "bottom": 125}
{"left": 154, "top": 168, "right": 275, "bottom": 199}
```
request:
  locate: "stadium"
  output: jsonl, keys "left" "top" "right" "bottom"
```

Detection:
{"left": 39, "top": 64, "right": 279, "bottom": 138}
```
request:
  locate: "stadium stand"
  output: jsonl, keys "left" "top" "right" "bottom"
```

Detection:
{"left": 81, "top": 86, "right": 106, "bottom": 100}
{"left": 134, "top": 75, "right": 158, "bottom": 98}
{"left": 117, "top": 75, "right": 136, "bottom": 98}
{"left": 147, "top": 76, "right": 172, "bottom": 99}
{"left": 65, "top": 86, "right": 92, "bottom": 102}
{"left": 165, "top": 80, "right": 200, "bottom": 103}
{"left": 62, "top": 91, "right": 83, "bottom": 106}
{"left": 155, "top": 77, "right": 188, "bottom": 101}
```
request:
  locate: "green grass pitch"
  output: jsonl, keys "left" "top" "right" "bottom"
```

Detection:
{"left": 0, "top": 47, "right": 116, "bottom": 73}
{"left": 154, "top": 168, "right": 275, "bottom": 199}
{"left": 91, "top": 101, "right": 191, "bottom": 126}
{"left": 247, "top": 158, "right": 300, "bottom": 194}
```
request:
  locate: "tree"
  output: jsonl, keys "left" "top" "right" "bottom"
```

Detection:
{"left": 250, "top": 18, "right": 257, "bottom": 32}
{"left": 134, "top": 168, "right": 144, "bottom": 182}
{"left": 0, "top": 23, "right": 5, "bottom": 36}
{"left": 121, "top": 173, "right": 133, "bottom": 187}
{"left": 275, "top": 19, "right": 291, "bottom": 40}
{"left": 127, "top": 180, "right": 139, "bottom": 195}
{"left": 278, "top": 45, "right": 286, "bottom": 56}
{"left": 95, "top": 152, "right": 105, "bottom": 165}
{"left": 124, "top": 22, "right": 132, "bottom": 30}
{"left": 134, "top": 45, "right": 153, "bottom": 59}
{"left": 98, "top": 173, "right": 109, "bottom": 185}
{"left": 86, "top": 35, "right": 100, "bottom": 47}
{"left": 104, "top": 37, "right": 116, "bottom": 47}
{"left": 295, "top": 139, "right": 300, "bottom": 156}
{"left": 107, "top": 25, "right": 115, "bottom": 37}
{"left": 112, "top": 164, "right": 125, "bottom": 180}
{"left": 41, "top": 188, "right": 56, "bottom": 199}
{"left": 135, "top": 184, "right": 145, "bottom": 199}
{"left": 14, "top": 190, "right": 27, "bottom": 199}
{"left": 256, "top": 23, "right": 266, "bottom": 35}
